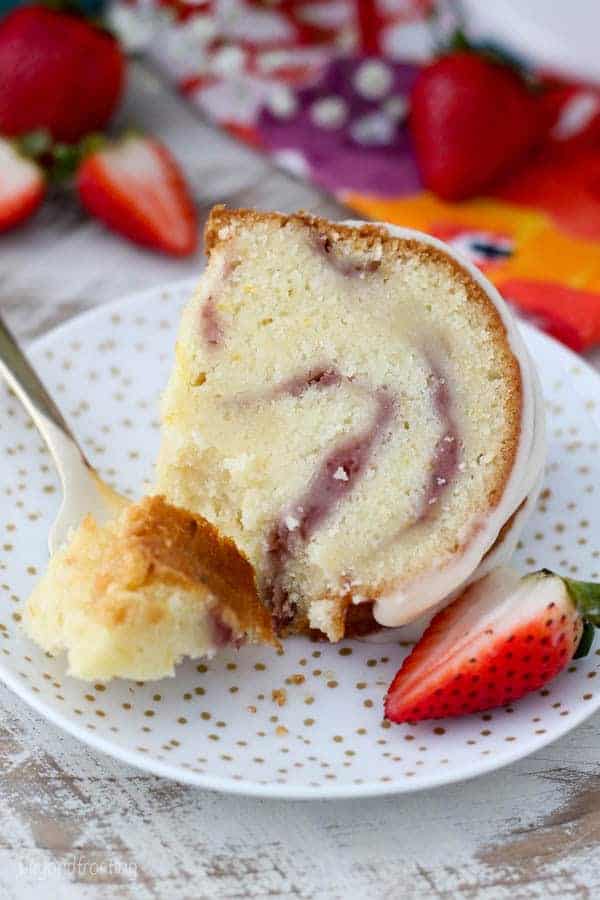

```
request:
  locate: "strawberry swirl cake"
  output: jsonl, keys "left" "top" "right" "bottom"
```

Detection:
{"left": 155, "top": 207, "right": 545, "bottom": 642}
{"left": 25, "top": 496, "right": 275, "bottom": 681}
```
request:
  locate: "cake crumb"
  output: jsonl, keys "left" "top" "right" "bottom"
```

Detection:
{"left": 247, "top": 705, "right": 257, "bottom": 714}
{"left": 276, "top": 725, "right": 288, "bottom": 737}
{"left": 272, "top": 688, "right": 287, "bottom": 707}
{"left": 223, "top": 453, "right": 251, "bottom": 474}
{"left": 286, "top": 673, "right": 305, "bottom": 685}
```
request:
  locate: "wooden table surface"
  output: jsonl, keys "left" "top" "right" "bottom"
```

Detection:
{"left": 2, "top": 62, "right": 600, "bottom": 900}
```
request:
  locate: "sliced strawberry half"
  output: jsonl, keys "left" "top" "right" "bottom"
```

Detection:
{"left": 385, "top": 567, "right": 600, "bottom": 723}
{"left": 77, "top": 136, "right": 198, "bottom": 256}
{"left": 0, "top": 136, "right": 45, "bottom": 232}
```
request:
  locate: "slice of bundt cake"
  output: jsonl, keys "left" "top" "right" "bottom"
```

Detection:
{"left": 157, "top": 207, "right": 544, "bottom": 641}
{"left": 25, "top": 496, "right": 275, "bottom": 680}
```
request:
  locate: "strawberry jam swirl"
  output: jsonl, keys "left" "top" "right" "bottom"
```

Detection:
{"left": 380, "top": 358, "right": 461, "bottom": 559}
{"left": 210, "top": 610, "right": 244, "bottom": 650}
{"left": 200, "top": 296, "right": 224, "bottom": 348}
{"left": 199, "top": 256, "right": 239, "bottom": 348}
{"left": 315, "top": 234, "right": 381, "bottom": 277}
{"left": 257, "top": 354, "right": 463, "bottom": 631}
{"left": 419, "top": 364, "right": 460, "bottom": 520}
{"left": 263, "top": 368, "right": 396, "bottom": 630}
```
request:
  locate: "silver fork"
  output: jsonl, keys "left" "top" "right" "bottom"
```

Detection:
{"left": 0, "top": 314, "right": 127, "bottom": 555}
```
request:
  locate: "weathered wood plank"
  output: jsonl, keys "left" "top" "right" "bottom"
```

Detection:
{"left": 1, "top": 684, "right": 600, "bottom": 899}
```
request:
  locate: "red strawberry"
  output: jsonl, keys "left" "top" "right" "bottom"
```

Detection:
{"left": 0, "top": 6, "right": 124, "bottom": 143}
{"left": 385, "top": 567, "right": 600, "bottom": 723}
{"left": 410, "top": 52, "right": 545, "bottom": 201}
{"left": 499, "top": 279, "right": 600, "bottom": 352}
{"left": 77, "top": 136, "right": 198, "bottom": 256}
{"left": 0, "top": 137, "right": 45, "bottom": 233}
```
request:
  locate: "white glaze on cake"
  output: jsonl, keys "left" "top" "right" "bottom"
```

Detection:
{"left": 364, "top": 223, "right": 546, "bottom": 628}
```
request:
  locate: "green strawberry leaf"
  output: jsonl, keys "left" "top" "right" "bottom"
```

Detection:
{"left": 574, "top": 621, "right": 595, "bottom": 659}
{"left": 564, "top": 576, "right": 600, "bottom": 628}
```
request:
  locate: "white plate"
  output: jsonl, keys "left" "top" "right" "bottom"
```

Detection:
{"left": 1, "top": 280, "right": 599, "bottom": 799}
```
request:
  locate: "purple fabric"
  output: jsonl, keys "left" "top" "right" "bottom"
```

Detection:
{"left": 258, "top": 57, "right": 422, "bottom": 197}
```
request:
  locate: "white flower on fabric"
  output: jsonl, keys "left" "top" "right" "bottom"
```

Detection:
{"left": 350, "top": 112, "right": 395, "bottom": 145}
{"left": 220, "top": 0, "right": 294, "bottom": 44}
{"left": 382, "top": 19, "right": 433, "bottom": 62}
{"left": 107, "top": 3, "right": 170, "bottom": 52}
{"left": 310, "top": 96, "right": 348, "bottom": 129}
{"left": 297, "top": 1, "right": 350, "bottom": 29}
{"left": 353, "top": 60, "right": 393, "bottom": 100}
{"left": 267, "top": 86, "right": 299, "bottom": 119}
{"left": 383, "top": 94, "right": 409, "bottom": 122}
{"left": 211, "top": 45, "right": 247, "bottom": 77}
{"left": 160, "top": 15, "right": 219, "bottom": 78}
{"left": 199, "top": 77, "right": 270, "bottom": 125}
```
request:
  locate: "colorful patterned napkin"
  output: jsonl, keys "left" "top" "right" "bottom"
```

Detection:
{"left": 113, "top": 0, "right": 600, "bottom": 351}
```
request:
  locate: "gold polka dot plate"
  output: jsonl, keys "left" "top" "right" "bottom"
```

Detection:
{"left": 1, "top": 280, "right": 600, "bottom": 799}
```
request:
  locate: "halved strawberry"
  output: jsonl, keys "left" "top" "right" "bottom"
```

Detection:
{"left": 0, "top": 136, "right": 45, "bottom": 233}
{"left": 76, "top": 136, "right": 198, "bottom": 256}
{"left": 385, "top": 567, "right": 600, "bottom": 723}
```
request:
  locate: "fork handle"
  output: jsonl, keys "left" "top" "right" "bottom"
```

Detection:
{"left": 0, "top": 313, "right": 81, "bottom": 452}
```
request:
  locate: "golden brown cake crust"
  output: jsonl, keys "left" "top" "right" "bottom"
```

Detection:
{"left": 97, "top": 496, "right": 276, "bottom": 645}
{"left": 203, "top": 206, "right": 524, "bottom": 639}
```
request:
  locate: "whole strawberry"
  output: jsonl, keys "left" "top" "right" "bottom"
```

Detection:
{"left": 385, "top": 567, "right": 600, "bottom": 723}
{"left": 410, "top": 51, "right": 545, "bottom": 201}
{"left": 0, "top": 5, "right": 124, "bottom": 142}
